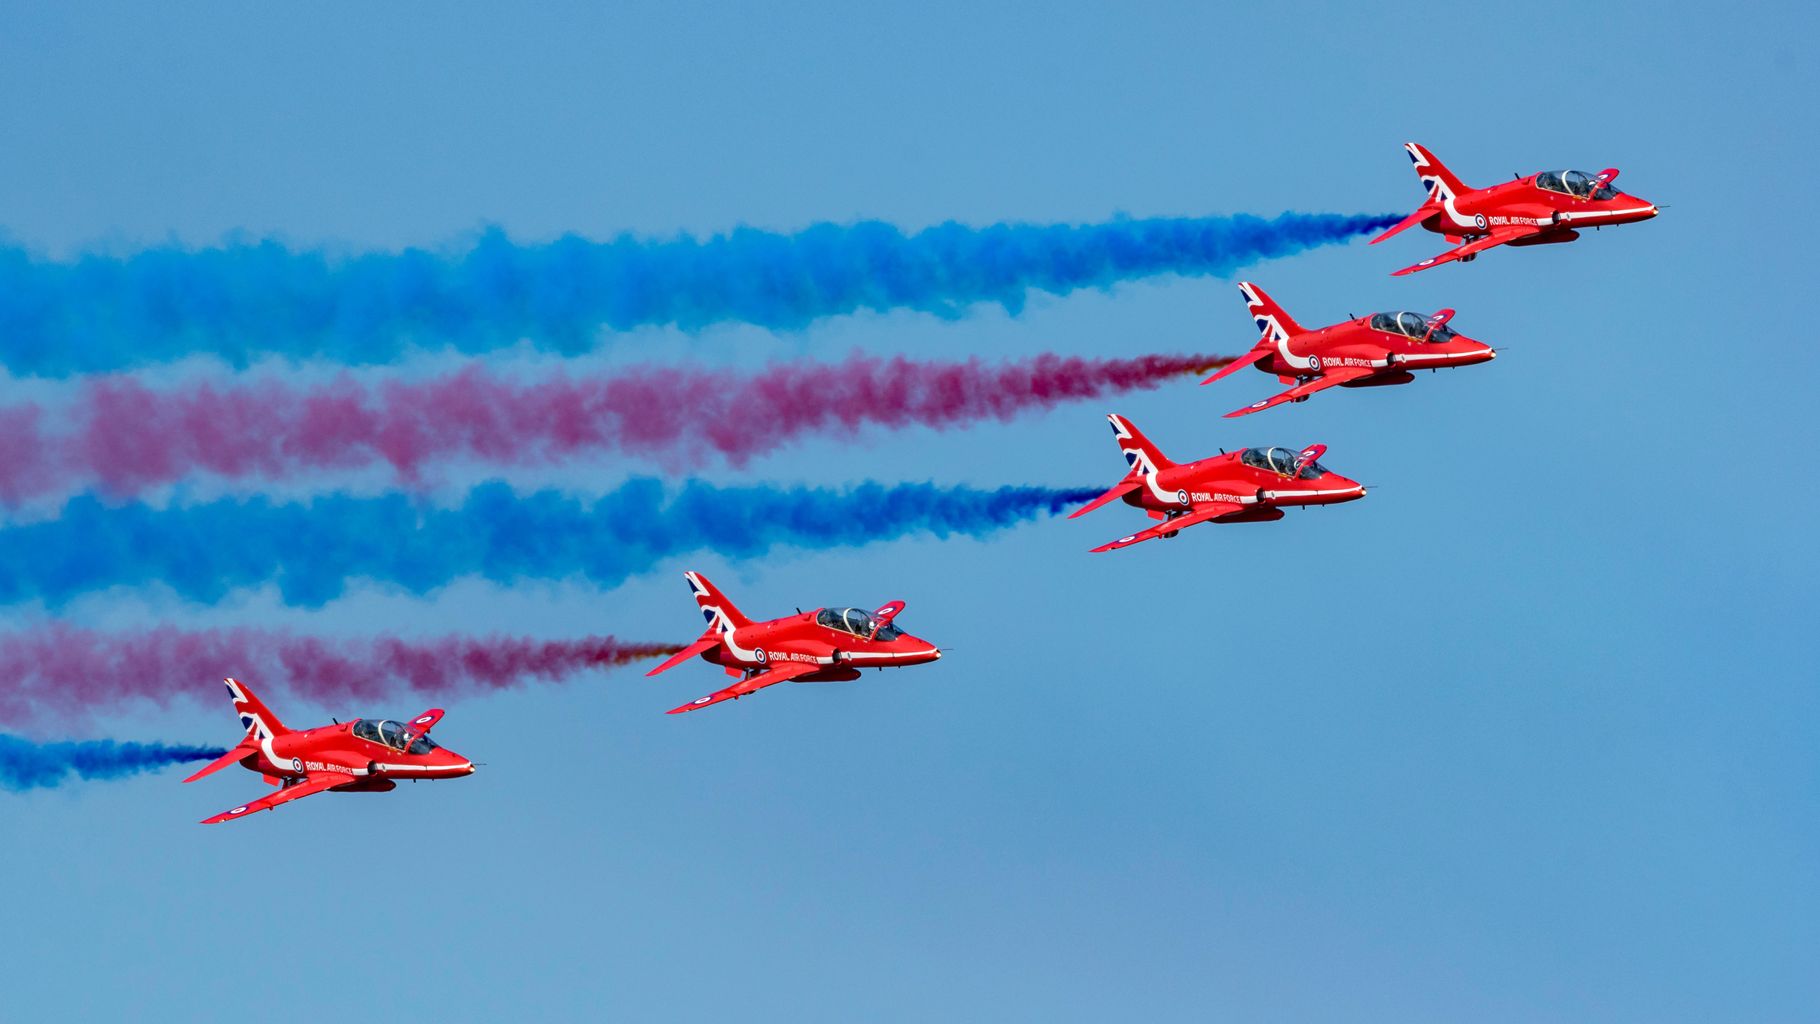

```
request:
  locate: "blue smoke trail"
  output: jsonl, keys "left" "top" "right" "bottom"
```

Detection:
{"left": 0, "top": 480, "right": 1101, "bottom": 607}
{"left": 0, "top": 734, "right": 225, "bottom": 791}
{"left": 0, "top": 212, "right": 1400, "bottom": 375}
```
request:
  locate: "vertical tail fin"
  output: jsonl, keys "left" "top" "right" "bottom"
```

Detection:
{"left": 683, "top": 571, "right": 752, "bottom": 635}
{"left": 1106, "top": 414, "right": 1174, "bottom": 476}
{"left": 223, "top": 677, "right": 288, "bottom": 739}
{"left": 1237, "top": 282, "right": 1304, "bottom": 342}
{"left": 1404, "top": 142, "right": 1469, "bottom": 203}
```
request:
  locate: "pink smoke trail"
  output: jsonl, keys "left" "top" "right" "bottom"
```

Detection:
{"left": 0, "top": 625, "right": 683, "bottom": 727}
{"left": 0, "top": 351, "right": 1233, "bottom": 503}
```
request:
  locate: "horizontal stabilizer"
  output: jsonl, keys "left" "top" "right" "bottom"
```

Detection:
{"left": 1068, "top": 476, "right": 1142, "bottom": 519}
{"left": 181, "top": 740, "right": 255, "bottom": 785}
{"left": 1202, "top": 347, "right": 1268, "bottom": 385}
{"left": 1370, "top": 204, "right": 1434, "bottom": 245}
{"left": 645, "top": 635, "right": 720, "bottom": 677}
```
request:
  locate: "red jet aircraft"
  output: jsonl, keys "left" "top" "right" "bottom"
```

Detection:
{"left": 1204, "top": 281, "right": 1496, "bottom": 416}
{"left": 1373, "top": 142, "right": 1658, "bottom": 275}
{"left": 647, "top": 571, "right": 943, "bottom": 714}
{"left": 1071, "top": 414, "right": 1365, "bottom": 552}
{"left": 182, "top": 678, "right": 475, "bottom": 824}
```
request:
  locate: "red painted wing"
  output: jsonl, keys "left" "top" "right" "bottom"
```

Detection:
{"left": 1293, "top": 444, "right": 1327, "bottom": 475}
{"left": 1224, "top": 367, "right": 1374, "bottom": 417}
{"left": 666, "top": 661, "right": 820, "bottom": 715}
{"left": 399, "top": 708, "right": 445, "bottom": 750}
{"left": 200, "top": 773, "right": 345, "bottom": 825}
{"left": 1392, "top": 226, "right": 1537, "bottom": 276}
{"left": 1090, "top": 502, "right": 1244, "bottom": 553}
{"left": 871, "top": 601, "right": 905, "bottom": 634}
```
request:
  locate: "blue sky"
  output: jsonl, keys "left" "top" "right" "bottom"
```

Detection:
{"left": 0, "top": 2, "right": 1814, "bottom": 1020}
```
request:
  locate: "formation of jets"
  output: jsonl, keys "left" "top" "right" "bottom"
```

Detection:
{"left": 186, "top": 142, "right": 1657, "bottom": 822}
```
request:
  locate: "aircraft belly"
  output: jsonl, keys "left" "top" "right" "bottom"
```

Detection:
{"left": 1340, "top": 370, "right": 1414, "bottom": 387}
{"left": 794, "top": 667, "right": 863, "bottom": 684}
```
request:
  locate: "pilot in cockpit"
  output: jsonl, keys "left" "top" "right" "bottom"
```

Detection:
{"left": 816, "top": 607, "right": 902, "bottom": 641}
{"left": 1240, "top": 447, "right": 1327, "bottom": 480}
{"left": 353, "top": 718, "right": 441, "bottom": 755}
{"left": 1369, "top": 311, "right": 1454, "bottom": 343}
{"left": 1536, "top": 169, "right": 1618, "bottom": 201}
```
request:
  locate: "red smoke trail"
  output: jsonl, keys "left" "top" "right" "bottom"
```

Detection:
{"left": 0, "top": 626, "right": 683, "bottom": 727}
{"left": 0, "top": 351, "right": 1233, "bottom": 502}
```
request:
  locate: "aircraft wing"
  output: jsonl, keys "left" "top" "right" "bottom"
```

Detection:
{"left": 1090, "top": 502, "right": 1244, "bottom": 553}
{"left": 200, "top": 773, "right": 348, "bottom": 825}
{"left": 1392, "top": 226, "right": 1537, "bottom": 276}
{"left": 666, "top": 660, "right": 821, "bottom": 714}
{"left": 1224, "top": 366, "right": 1376, "bottom": 418}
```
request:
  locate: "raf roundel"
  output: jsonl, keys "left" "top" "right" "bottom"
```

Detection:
{"left": 1176, "top": 489, "right": 1190, "bottom": 506}
{"left": 754, "top": 648, "right": 768, "bottom": 663}
{"left": 1475, "top": 213, "right": 1488, "bottom": 229}
{"left": 291, "top": 757, "right": 304, "bottom": 772}
{"left": 415, "top": 715, "right": 434, "bottom": 724}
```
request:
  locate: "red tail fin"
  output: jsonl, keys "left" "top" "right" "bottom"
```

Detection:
{"left": 1403, "top": 142, "right": 1469, "bottom": 203}
{"left": 1237, "top": 282, "right": 1304, "bottom": 341}
{"left": 682, "top": 571, "right": 752, "bottom": 635}
{"left": 223, "top": 677, "right": 288, "bottom": 739}
{"left": 1105, "top": 414, "right": 1174, "bottom": 476}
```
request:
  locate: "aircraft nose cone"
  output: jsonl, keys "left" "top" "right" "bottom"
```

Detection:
{"left": 436, "top": 750, "right": 475, "bottom": 775}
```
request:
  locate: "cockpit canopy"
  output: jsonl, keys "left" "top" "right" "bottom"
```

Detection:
{"left": 1369, "top": 311, "right": 1455, "bottom": 343}
{"left": 1537, "top": 169, "right": 1618, "bottom": 201}
{"left": 816, "top": 606, "right": 901, "bottom": 641}
{"left": 352, "top": 718, "right": 439, "bottom": 755}
{"left": 1240, "top": 446, "right": 1327, "bottom": 480}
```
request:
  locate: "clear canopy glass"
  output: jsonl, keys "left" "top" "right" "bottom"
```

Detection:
{"left": 353, "top": 718, "right": 440, "bottom": 755}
